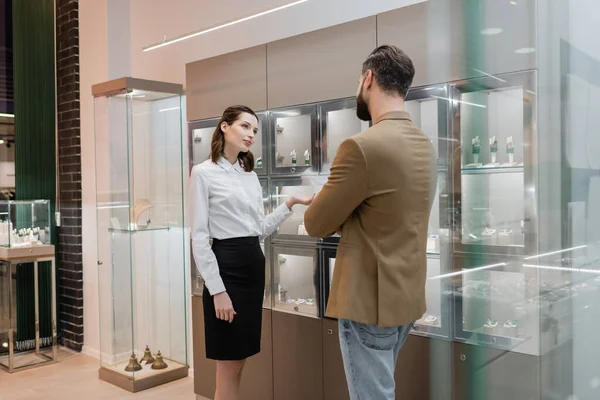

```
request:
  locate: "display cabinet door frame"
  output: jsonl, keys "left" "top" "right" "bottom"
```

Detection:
{"left": 188, "top": 111, "right": 269, "bottom": 175}
{"left": 318, "top": 97, "right": 362, "bottom": 176}
{"left": 269, "top": 104, "right": 319, "bottom": 176}
{"left": 450, "top": 70, "right": 538, "bottom": 257}
{"left": 405, "top": 84, "right": 451, "bottom": 169}
{"left": 188, "top": 117, "right": 220, "bottom": 173}
{"left": 320, "top": 245, "right": 337, "bottom": 320}
{"left": 271, "top": 244, "right": 322, "bottom": 319}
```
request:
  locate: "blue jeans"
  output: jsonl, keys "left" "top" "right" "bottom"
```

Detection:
{"left": 339, "top": 319, "right": 414, "bottom": 400}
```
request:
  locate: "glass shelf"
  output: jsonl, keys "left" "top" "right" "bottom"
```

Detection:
{"left": 108, "top": 226, "right": 172, "bottom": 234}
{"left": 462, "top": 165, "right": 524, "bottom": 175}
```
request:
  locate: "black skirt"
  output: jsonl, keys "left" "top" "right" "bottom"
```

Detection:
{"left": 203, "top": 236, "right": 265, "bottom": 361}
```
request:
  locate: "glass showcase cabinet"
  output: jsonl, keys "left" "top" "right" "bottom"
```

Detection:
{"left": 189, "top": 69, "right": 553, "bottom": 400}
{"left": 93, "top": 78, "right": 188, "bottom": 392}
{"left": 0, "top": 200, "right": 56, "bottom": 373}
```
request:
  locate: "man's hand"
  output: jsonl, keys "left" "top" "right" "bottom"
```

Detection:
{"left": 214, "top": 292, "right": 236, "bottom": 323}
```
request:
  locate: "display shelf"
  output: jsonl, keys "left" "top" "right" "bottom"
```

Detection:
{"left": 461, "top": 165, "right": 524, "bottom": 174}
{"left": 108, "top": 226, "right": 171, "bottom": 234}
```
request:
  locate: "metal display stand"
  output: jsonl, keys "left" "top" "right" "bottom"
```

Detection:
{"left": 0, "top": 245, "right": 57, "bottom": 373}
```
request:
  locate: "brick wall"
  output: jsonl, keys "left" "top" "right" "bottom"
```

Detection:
{"left": 56, "top": 0, "right": 83, "bottom": 352}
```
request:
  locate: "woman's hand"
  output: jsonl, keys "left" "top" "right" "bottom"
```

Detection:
{"left": 214, "top": 292, "right": 236, "bottom": 323}
{"left": 285, "top": 194, "right": 315, "bottom": 209}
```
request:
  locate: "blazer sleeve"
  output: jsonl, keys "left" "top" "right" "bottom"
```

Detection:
{"left": 189, "top": 167, "right": 226, "bottom": 295}
{"left": 304, "top": 137, "right": 369, "bottom": 237}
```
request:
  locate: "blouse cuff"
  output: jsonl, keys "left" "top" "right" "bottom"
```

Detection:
{"left": 204, "top": 277, "right": 226, "bottom": 296}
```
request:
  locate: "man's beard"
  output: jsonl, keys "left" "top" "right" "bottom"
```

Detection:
{"left": 356, "top": 86, "right": 371, "bottom": 122}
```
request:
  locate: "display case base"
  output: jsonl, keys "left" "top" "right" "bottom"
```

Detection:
{"left": 99, "top": 361, "right": 188, "bottom": 393}
{"left": 0, "top": 348, "right": 57, "bottom": 373}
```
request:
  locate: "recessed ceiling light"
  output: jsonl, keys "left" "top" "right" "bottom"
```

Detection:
{"left": 2, "top": 342, "right": 7, "bottom": 348}
{"left": 480, "top": 28, "right": 503, "bottom": 36}
{"left": 510, "top": 1, "right": 517, "bottom": 5}
{"left": 0, "top": 140, "right": 5, "bottom": 145}
{"left": 515, "top": 47, "right": 535, "bottom": 54}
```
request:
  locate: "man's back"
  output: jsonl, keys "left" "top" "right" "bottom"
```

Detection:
{"left": 306, "top": 111, "right": 436, "bottom": 327}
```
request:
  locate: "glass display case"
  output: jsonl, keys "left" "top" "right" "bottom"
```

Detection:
{"left": 188, "top": 111, "right": 269, "bottom": 175}
{"left": 92, "top": 77, "right": 188, "bottom": 392}
{"left": 0, "top": 200, "right": 51, "bottom": 248}
{"left": 450, "top": 71, "right": 540, "bottom": 355}
{"left": 453, "top": 71, "right": 535, "bottom": 255}
{"left": 272, "top": 245, "right": 320, "bottom": 318}
{"left": 269, "top": 105, "right": 318, "bottom": 175}
{"left": 270, "top": 176, "right": 329, "bottom": 243}
{"left": 318, "top": 98, "right": 370, "bottom": 175}
{"left": 0, "top": 199, "right": 56, "bottom": 373}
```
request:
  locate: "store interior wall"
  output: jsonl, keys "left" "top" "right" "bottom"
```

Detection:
{"left": 79, "top": 0, "right": 427, "bottom": 366}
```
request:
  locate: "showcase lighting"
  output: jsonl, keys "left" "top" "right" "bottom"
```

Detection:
{"left": 143, "top": 0, "right": 310, "bottom": 52}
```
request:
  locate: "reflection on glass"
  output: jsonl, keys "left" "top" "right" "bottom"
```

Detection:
{"left": 329, "top": 258, "right": 335, "bottom": 288}
{"left": 275, "top": 252, "right": 318, "bottom": 317}
{"left": 416, "top": 257, "right": 443, "bottom": 329}
{"left": 459, "top": 266, "right": 538, "bottom": 355}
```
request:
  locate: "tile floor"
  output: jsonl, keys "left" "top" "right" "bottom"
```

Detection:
{"left": 0, "top": 348, "right": 208, "bottom": 400}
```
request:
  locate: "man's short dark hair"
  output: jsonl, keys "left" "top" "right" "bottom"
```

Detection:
{"left": 362, "top": 45, "right": 415, "bottom": 97}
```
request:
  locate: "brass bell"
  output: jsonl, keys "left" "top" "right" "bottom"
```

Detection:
{"left": 141, "top": 345, "right": 155, "bottom": 365}
{"left": 124, "top": 353, "right": 142, "bottom": 372}
{"left": 151, "top": 351, "right": 168, "bottom": 370}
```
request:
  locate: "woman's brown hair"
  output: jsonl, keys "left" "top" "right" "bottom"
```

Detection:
{"left": 210, "top": 105, "right": 259, "bottom": 172}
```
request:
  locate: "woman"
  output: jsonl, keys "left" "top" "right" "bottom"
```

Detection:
{"left": 189, "top": 105, "right": 313, "bottom": 400}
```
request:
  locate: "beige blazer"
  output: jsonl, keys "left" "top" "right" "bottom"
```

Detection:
{"left": 305, "top": 111, "right": 436, "bottom": 327}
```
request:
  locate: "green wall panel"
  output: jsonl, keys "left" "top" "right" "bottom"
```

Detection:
{"left": 12, "top": 0, "right": 57, "bottom": 349}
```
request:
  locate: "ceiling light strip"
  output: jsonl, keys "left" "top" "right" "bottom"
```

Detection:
{"left": 143, "top": 0, "right": 310, "bottom": 52}
{"left": 0, "top": 113, "right": 15, "bottom": 119}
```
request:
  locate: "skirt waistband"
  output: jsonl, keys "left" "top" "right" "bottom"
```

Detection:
{"left": 212, "top": 236, "right": 260, "bottom": 245}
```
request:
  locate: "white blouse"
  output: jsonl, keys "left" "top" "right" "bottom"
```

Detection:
{"left": 189, "top": 158, "right": 293, "bottom": 295}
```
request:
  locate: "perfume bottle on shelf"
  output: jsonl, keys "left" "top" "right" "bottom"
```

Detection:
{"left": 276, "top": 124, "right": 284, "bottom": 135}
{"left": 256, "top": 157, "right": 263, "bottom": 168}
{"left": 290, "top": 150, "right": 297, "bottom": 166}
{"left": 276, "top": 152, "right": 284, "bottom": 164}
{"left": 303, "top": 150, "right": 310, "bottom": 166}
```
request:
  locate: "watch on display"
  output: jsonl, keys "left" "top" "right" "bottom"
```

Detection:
{"left": 486, "top": 136, "right": 499, "bottom": 166}
{"left": 506, "top": 136, "right": 515, "bottom": 165}
{"left": 468, "top": 136, "right": 482, "bottom": 167}
{"left": 290, "top": 150, "right": 297, "bottom": 165}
